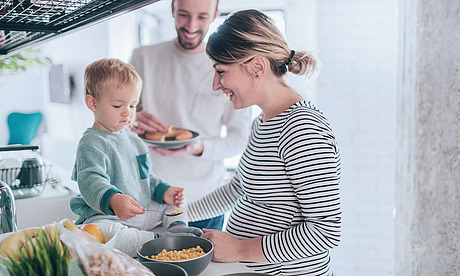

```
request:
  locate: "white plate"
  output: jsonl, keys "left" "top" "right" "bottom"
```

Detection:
{"left": 82, "top": 223, "right": 119, "bottom": 246}
{"left": 140, "top": 129, "right": 200, "bottom": 149}
{"left": 71, "top": 223, "right": 119, "bottom": 248}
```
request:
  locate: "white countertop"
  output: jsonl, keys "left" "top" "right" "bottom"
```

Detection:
{"left": 0, "top": 230, "right": 254, "bottom": 276}
{"left": 200, "top": 261, "right": 254, "bottom": 275}
{"left": 67, "top": 259, "right": 254, "bottom": 275}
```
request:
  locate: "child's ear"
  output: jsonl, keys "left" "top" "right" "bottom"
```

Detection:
{"left": 85, "top": 94, "right": 97, "bottom": 111}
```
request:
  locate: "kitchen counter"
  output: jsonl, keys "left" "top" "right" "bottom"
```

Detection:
{"left": 15, "top": 166, "right": 79, "bottom": 229}
{"left": 0, "top": 231, "right": 255, "bottom": 276}
{"left": 67, "top": 260, "right": 254, "bottom": 275}
{"left": 4, "top": 168, "right": 252, "bottom": 276}
{"left": 7, "top": 166, "right": 256, "bottom": 275}
{"left": 200, "top": 261, "right": 254, "bottom": 275}
{"left": 15, "top": 184, "right": 78, "bottom": 229}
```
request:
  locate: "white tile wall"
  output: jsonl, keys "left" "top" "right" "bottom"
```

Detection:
{"left": 315, "top": 1, "right": 397, "bottom": 275}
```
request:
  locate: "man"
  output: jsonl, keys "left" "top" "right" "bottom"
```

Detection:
{"left": 129, "top": 0, "right": 252, "bottom": 230}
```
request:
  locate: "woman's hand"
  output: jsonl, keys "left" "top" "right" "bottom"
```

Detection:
{"left": 163, "top": 186, "right": 184, "bottom": 207}
{"left": 201, "top": 229, "right": 266, "bottom": 263}
{"left": 109, "top": 193, "right": 145, "bottom": 219}
{"left": 131, "top": 110, "right": 167, "bottom": 134}
{"left": 153, "top": 141, "right": 204, "bottom": 157}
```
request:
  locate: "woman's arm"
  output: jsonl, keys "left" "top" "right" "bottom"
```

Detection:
{"left": 201, "top": 230, "right": 266, "bottom": 262}
{"left": 188, "top": 174, "right": 245, "bottom": 222}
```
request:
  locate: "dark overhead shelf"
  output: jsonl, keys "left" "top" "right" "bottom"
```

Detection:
{"left": 0, "top": 0, "right": 160, "bottom": 55}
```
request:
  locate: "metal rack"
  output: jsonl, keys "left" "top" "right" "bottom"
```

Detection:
{"left": 0, "top": 145, "right": 55, "bottom": 198}
{"left": 0, "top": 0, "right": 160, "bottom": 55}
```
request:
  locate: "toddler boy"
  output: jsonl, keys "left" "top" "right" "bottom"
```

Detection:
{"left": 70, "top": 58, "right": 201, "bottom": 256}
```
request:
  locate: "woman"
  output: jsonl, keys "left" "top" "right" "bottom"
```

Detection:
{"left": 188, "top": 9, "right": 342, "bottom": 275}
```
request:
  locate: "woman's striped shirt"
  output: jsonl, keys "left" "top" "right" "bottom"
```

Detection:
{"left": 188, "top": 100, "right": 342, "bottom": 275}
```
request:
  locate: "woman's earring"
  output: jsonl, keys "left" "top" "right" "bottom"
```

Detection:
{"left": 255, "top": 73, "right": 259, "bottom": 78}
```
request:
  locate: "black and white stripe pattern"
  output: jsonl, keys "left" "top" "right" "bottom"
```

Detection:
{"left": 189, "top": 101, "right": 342, "bottom": 275}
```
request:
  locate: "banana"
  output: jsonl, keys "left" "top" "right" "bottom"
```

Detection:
{"left": 21, "top": 237, "right": 39, "bottom": 256}
{"left": 0, "top": 219, "right": 78, "bottom": 258}
{"left": 0, "top": 227, "right": 41, "bottom": 258}
{"left": 59, "top": 218, "right": 79, "bottom": 231}
{"left": 21, "top": 228, "right": 66, "bottom": 258}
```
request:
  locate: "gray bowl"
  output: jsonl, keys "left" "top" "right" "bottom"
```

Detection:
{"left": 138, "top": 236, "right": 213, "bottom": 276}
{"left": 141, "top": 262, "right": 188, "bottom": 276}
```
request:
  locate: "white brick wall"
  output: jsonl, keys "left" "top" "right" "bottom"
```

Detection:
{"left": 315, "top": 1, "right": 397, "bottom": 275}
{"left": 0, "top": 1, "right": 399, "bottom": 273}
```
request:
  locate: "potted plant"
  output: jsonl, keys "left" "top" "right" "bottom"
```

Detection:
{"left": 0, "top": 227, "right": 71, "bottom": 276}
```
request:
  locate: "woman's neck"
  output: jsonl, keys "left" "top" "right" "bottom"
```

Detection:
{"left": 260, "top": 85, "right": 303, "bottom": 122}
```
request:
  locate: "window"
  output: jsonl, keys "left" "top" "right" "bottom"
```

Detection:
{"left": 205, "top": 10, "right": 286, "bottom": 42}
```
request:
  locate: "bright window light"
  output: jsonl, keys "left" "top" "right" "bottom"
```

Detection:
{"left": 205, "top": 10, "right": 286, "bottom": 43}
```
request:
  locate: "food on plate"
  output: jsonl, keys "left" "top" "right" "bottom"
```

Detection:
{"left": 81, "top": 223, "right": 106, "bottom": 244}
{"left": 145, "top": 245, "right": 205, "bottom": 261}
{"left": 60, "top": 219, "right": 106, "bottom": 244}
{"left": 145, "top": 125, "right": 193, "bottom": 142}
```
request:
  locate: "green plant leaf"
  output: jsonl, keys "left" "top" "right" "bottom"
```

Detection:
{"left": 0, "top": 49, "right": 52, "bottom": 79}
{"left": 0, "top": 227, "right": 70, "bottom": 276}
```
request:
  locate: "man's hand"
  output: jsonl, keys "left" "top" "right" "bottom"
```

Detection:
{"left": 131, "top": 110, "right": 167, "bottom": 134}
{"left": 163, "top": 186, "right": 184, "bottom": 207}
{"left": 109, "top": 193, "right": 145, "bottom": 219}
{"left": 153, "top": 141, "right": 204, "bottom": 157}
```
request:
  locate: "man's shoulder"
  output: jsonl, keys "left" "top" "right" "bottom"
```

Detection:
{"left": 133, "top": 40, "right": 173, "bottom": 55}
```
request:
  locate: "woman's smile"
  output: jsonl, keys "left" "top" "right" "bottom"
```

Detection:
{"left": 223, "top": 90, "right": 234, "bottom": 100}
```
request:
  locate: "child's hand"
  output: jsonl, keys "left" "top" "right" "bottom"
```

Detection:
{"left": 163, "top": 186, "right": 184, "bottom": 207}
{"left": 109, "top": 193, "right": 145, "bottom": 219}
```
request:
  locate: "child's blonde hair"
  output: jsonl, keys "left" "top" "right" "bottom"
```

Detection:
{"left": 84, "top": 58, "right": 142, "bottom": 97}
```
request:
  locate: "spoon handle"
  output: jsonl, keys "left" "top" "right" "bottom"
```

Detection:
{"left": 143, "top": 209, "right": 183, "bottom": 216}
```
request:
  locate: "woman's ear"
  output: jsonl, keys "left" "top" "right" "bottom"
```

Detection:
{"left": 249, "top": 56, "right": 267, "bottom": 79}
{"left": 85, "top": 94, "right": 97, "bottom": 111}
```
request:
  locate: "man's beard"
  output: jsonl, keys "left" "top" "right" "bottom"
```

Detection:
{"left": 177, "top": 28, "right": 204, "bottom": 50}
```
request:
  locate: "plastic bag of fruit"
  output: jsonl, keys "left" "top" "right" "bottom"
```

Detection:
{"left": 58, "top": 220, "right": 154, "bottom": 276}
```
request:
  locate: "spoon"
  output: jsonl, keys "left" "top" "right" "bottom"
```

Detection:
{"left": 143, "top": 209, "right": 184, "bottom": 217}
